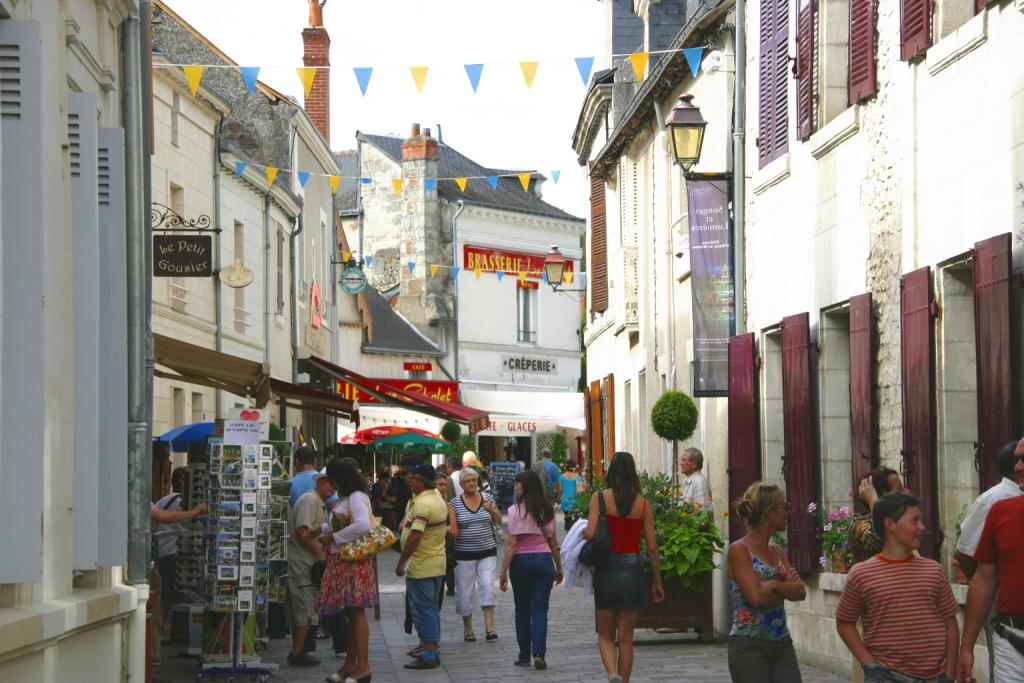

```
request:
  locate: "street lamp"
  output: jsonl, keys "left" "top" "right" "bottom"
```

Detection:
{"left": 666, "top": 94, "right": 707, "bottom": 173}
{"left": 543, "top": 245, "right": 585, "bottom": 293}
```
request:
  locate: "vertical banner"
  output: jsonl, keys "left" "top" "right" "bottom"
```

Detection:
{"left": 687, "top": 178, "right": 735, "bottom": 396}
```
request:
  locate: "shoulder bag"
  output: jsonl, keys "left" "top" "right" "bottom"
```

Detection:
{"left": 338, "top": 515, "right": 396, "bottom": 561}
{"left": 578, "top": 491, "right": 611, "bottom": 567}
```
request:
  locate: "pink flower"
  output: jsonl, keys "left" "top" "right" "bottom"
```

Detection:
{"left": 807, "top": 502, "right": 817, "bottom": 514}
{"left": 823, "top": 523, "right": 833, "bottom": 532}
{"left": 828, "top": 511, "right": 839, "bottom": 521}
{"left": 839, "top": 506, "right": 850, "bottom": 516}
{"left": 819, "top": 555, "right": 827, "bottom": 568}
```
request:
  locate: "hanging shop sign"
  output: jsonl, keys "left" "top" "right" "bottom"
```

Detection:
{"left": 463, "top": 245, "right": 573, "bottom": 279}
{"left": 310, "top": 280, "right": 323, "bottom": 329}
{"left": 150, "top": 202, "right": 218, "bottom": 278}
{"left": 335, "top": 377, "right": 458, "bottom": 404}
{"left": 502, "top": 355, "right": 557, "bottom": 374}
{"left": 404, "top": 362, "right": 433, "bottom": 372}
{"left": 687, "top": 178, "right": 735, "bottom": 397}
{"left": 340, "top": 266, "right": 367, "bottom": 295}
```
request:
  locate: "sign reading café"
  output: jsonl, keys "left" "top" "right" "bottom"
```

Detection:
{"left": 463, "top": 245, "right": 574, "bottom": 279}
{"left": 336, "top": 378, "right": 458, "bottom": 404}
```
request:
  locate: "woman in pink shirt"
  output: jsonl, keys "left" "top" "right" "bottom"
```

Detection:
{"left": 499, "top": 469, "right": 563, "bottom": 671}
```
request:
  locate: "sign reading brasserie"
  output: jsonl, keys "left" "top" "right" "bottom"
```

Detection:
{"left": 502, "top": 355, "right": 557, "bottom": 374}
{"left": 335, "top": 378, "right": 458, "bottom": 404}
{"left": 153, "top": 235, "right": 213, "bottom": 277}
{"left": 464, "top": 245, "right": 573, "bottom": 279}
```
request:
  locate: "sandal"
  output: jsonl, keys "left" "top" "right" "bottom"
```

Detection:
{"left": 406, "top": 646, "right": 423, "bottom": 658}
{"left": 485, "top": 629, "right": 498, "bottom": 641}
{"left": 464, "top": 631, "right": 477, "bottom": 642}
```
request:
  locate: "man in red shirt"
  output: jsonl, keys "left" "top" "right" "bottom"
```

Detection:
{"left": 957, "top": 491, "right": 1024, "bottom": 683}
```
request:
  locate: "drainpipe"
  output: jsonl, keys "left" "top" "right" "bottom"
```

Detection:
{"left": 263, "top": 192, "right": 272, "bottom": 364}
{"left": 123, "top": 8, "right": 149, "bottom": 587}
{"left": 732, "top": 1, "right": 747, "bottom": 334}
{"left": 213, "top": 115, "right": 225, "bottom": 416}
{"left": 451, "top": 200, "right": 465, "bottom": 400}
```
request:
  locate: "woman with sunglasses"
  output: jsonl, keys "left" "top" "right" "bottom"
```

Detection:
{"left": 727, "top": 481, "right": 807, "bottom": 683}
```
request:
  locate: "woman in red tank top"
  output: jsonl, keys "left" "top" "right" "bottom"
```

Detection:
{"left": 583, "top": 452, "right": 665, "bottom": 683}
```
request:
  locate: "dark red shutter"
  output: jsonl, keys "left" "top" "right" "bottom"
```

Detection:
{"left": 781, "top": 313, "right": 819, "bottom": 573}
{"left": 758, "top": 0, "right": 790, "bottom": 167}
{"left": 975, "top": 0, "right": 992, "bottom": 15}
{"left": 588, "top": 380, "right": 605, "bottom": 480}
{"left": 589, "top": 176, "right": 608, "bottom": 314}
{"left": 974, "top": 233, "right": 1015, "bottom": 491}
{"left": 849, "top": 293, "right": 875, "bottom": 514}
{"left": 900, "top": 0, "right": 931, "bottom": 61}
{"left": 848, "top": 0, "right": 877, "bottom": 104}
{"left": 795, "top": 0, "right": 816, "bottom": 140}
{"left": 900, "top": 267, "right": 939, "bottom": 558}
{"left": 728, "top": 333, "right": 760, "bottom": 542}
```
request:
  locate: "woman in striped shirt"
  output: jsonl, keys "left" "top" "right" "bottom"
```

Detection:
{"left": 448, "top": 467, "right": 503, "bottom": 642}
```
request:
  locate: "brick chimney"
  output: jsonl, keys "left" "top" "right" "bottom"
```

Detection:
{"left": 401, "top": 123, "right": 439, "bottom": 161}
{"left": 302, "top": 1, "right": 330, "bottom": 143}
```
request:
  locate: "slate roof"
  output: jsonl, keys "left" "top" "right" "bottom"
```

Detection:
{"left": 356, "top": 132, "right": 583, "bottom": 223}
{"left": 361, "top": 286, "right": 445, "bottom": 357}
{"left": 334, "top": 151, "right": 359, "bottom": 215}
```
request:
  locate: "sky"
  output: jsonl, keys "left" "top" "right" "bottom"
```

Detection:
{"left": 164, "top": 0, "right": 608, "bottom": 219}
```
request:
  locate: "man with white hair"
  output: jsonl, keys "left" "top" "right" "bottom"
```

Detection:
{"left": 681, "top": 447, "right": 710, "bottom": 506}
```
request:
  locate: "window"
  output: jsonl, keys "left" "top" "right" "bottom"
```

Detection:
{"left": 191, "top": 392, "right": 204, "bottom": 423}
{"left": 276, "top": 224, "right": 285, "bottom": 315}
{"left": 805, "top": 0, "right": 876, "bottom": 133}
{"left": 624, "top": 379, "right": 633, "bottom": 454}
{"left": 169, "top": 183, "right": 187, "bottom": 313}
{"left": 637, "top": 370, "right": 647, "bottom": 466}
{"left": 589, "top": 176, "right": 608, "bottom": 313}
{"left": 171, "top": 91, "right": 180, "bottom": 148}
{"left": 517, "top": 285, "right": 537, "bottom": 343}
{"left": 172, "top": 387, "right": 185, "bottom": 428}
{"left": 900, "top": 0, "right": 931, "bottom": 60}
{"left": 757, "top": 0, "right": 790, "bottom": 166}
{"left": 233, "top": 220, "right": 246, "bottom": 334}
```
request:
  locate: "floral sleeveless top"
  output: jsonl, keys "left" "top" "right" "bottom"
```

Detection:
{"left": 728, "top": 543, "right": 790, "bottom": 641}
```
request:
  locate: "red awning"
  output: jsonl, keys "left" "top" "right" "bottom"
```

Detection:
{"left": 269, "top": 377, "right": 355, "bottom": 419}
{"left": 306, "top": 356, "right": 489, "bottom": 434}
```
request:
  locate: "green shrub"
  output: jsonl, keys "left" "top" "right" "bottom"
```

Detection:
{"left": 440, "top": 421, "right": 462, "bottom": 444}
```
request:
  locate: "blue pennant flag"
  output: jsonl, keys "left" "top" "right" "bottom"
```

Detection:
{"left": 234, "top": 161, "right": 247, "bottom": 177}
{"left": 683, "top": 47, "right": 704, "bottom": 77}
{"left": 360, "top": 177, "right": 373, "bottom": 184}
{"left": 353, "top": 67, "right": 373, "bottom": 96}
{"left": 298, "top": 171, "right": 310, "bottom": 188}
{"left": 550, "top": 170, "right": 560, "bottom": 184}
{"left": 486, "top": 175, "right": 499, "bottom": 190}
{"left": 240, "top": 67, "right": 260, "bottom": 93}
{"left": 575, "top": 56, "right": 595, "bottom": 86}
{"left": 542, "top": 271, "right": 549, "bottom": 285}
{"left": 452, "top": 267, "right": 461, "bottom": 279}
{"left": 496, "top": 270, "right": 505, "bottom": 282}
{"left": 425, "top": 178, "right": 437, "bottom": 193}
{"left": 464, "top": 63, "right": 484, "bottom": 93}
{"left": 364, "top": 255, "right": 373, "bottom": 268}
{"left": 407, "top": 262, "right": 416, "bottom": 274}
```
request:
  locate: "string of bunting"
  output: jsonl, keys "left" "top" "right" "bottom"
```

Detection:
{"left": 164, "top": 46, "right": 709, "bottom": 99}
{"left": 338, "top": 253, "right": 577, "bottom": 287}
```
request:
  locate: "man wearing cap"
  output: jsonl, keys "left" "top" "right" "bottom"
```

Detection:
{"left": 396, "top": 462, "right": 448, "bottom": 669}
{"left": 286, "top": 470, "right": 335, "bottom": 667}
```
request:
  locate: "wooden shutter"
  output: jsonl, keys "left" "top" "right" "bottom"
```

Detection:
{"left": 900, "top": 0, "right": 931, "bottom": 61}
{"left": 795, "top": 0, "right": 816, "bottom": 140}
{"left": 728, "top": 333, "right": 761, "bottom": 541}
{"left": 758, "top": 0, "right": 790, "bottom": 166}
{"left": 0, "top": 20, "right": 45, "bottom": 583}
{"left": 848, "top": 0, "right": 877, "bottom": 104}
{"left": 975, "top": 0, "right": 993, "bottom": 13}
{"left": 900, "top": 267, "right": 939, "bottom": 558}
{"left": 849, "top": 293, "right": 875, "bottom": 514}
{"left": 589, "top": 176, "right": 608, "bottom": 313}
{"left": 604, "top": 374, "right": 616, "bottom": 455}
{"left": 588, "top": 380, "right": 605, "bottom": 480}
{"left": 781, "top": 313, "right": 819, "bottom": 572}
{"left": 973, "top": 233, "right": 1015, "bottom": 491}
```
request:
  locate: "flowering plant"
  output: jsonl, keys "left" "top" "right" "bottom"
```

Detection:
{"left": 807, "top": 502, "right": 855, "bottom": 572}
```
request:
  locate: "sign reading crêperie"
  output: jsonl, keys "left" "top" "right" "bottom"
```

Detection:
{"left": 502, "top": 355, "right": 557, "bottom": 374}
{"left": 464, "top": 245, "right": 573, "bottom": 279}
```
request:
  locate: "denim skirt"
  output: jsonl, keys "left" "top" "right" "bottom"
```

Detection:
{"left": 593, "top": 552, "right": 648, "bottom": 610}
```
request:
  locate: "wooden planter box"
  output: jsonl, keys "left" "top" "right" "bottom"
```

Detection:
{"left": 636, "top": 571, "right": 714, "bottom": 640}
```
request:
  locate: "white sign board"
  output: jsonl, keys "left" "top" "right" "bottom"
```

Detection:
{"left": 228, "top": 407, "right": 270, "bottom": 440}
{"left": 223, "top": 420, "right": 262, "bottom": 445}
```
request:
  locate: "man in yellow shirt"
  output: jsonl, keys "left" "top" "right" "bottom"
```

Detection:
{"left": 395, "top": 463, "right": 448, "bottom": 669}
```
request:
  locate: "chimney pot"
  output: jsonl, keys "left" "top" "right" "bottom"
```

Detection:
{"left": 423, "top": 127, "right": 431, "bottom": 139}
{"left": 411, "top": 123, "right": 421, "bottom": 138}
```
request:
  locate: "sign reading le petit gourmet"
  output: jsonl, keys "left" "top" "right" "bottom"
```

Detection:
{"left": 153, "top": 235, "right": 213, "bottom": 277}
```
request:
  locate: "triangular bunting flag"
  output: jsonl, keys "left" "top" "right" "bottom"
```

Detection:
{"left": 296, "top": 67, "right": 317, "bottom": 98}
{"left": 365, "top": 255, "right": 374, "bottom": 267}
{"left": 551, "top": 170, "right": 561, "bottom": 183}
{"left": 452, "top": 267, "right": 461, "bottom": 279}
{"left": 496, "top": 271, "right": 505, "bottom": 281}
{"left": 683, "top": 47, "right": 704, "bottom": 78}
{"left": 474, "top": 268, "right": 482, "bottom": 280}
{"left": 410, "top": 66, "right": 429, "bottom": 93}
{"left": 629, "top": 52, "right": 649, "bottom": 81}
{"left": 564, "top": 271, "right": 574, "bottom": 284}
{"left": 392, "top": 178, "right": 404, "bottom": 196}
{"left": 575, "top": 56, "right": 595, "bottom": 86}
{"left": 518, "top": 271, "right": 527, "bottom": 284}
{"left": 542, "top": 271, "right": 549, "bottom": 285}
{"left": 518, "top": 172, "right": 532, "bottom": 192}
{"left": 342, "top": 252, "right": 352, "bottom": 262}
{"left": 329, "top": 175, "right": 341, "bottom": 193}
{"left": 388, "top": 258, "right": 396, "bottom": 266}
{"left": 234, "top": 161, "right": 247, "bottom": 177}
{"left": 353, "top": 67, "right": 373, "bottom": 96}
{"left": 464, "top": 63, "right": 484, "bottom": 93}
{"left": 486, "top": 175, "right": 499, "bottom": 190}
{"left": 298, "top": 171, "right": 310, "bottom": 188}
{"left": 430, "top": 264, "right": 440, "bottom": 278}
{"left": 425, "top": 178, "right": 437, "bottom": 193}
{"left": 266, "top": 166, "right": 278, "bottom": 186}
{"left": 239, "top": 66, "right": 260, "bottom": 93}
{"left": 407, "top": 262, "right": 416, "bottom": 273}
{"left": 183, "top": 65, "right": 205, "bottom": 96}
{"left": 455, "top": 177, "right": 468, "bottom": 192}
{"left": 360, "top": 177, "right": 373, "bottom": 184}
{"left": 519, "top": 61, "right": 539, "bottom": 89}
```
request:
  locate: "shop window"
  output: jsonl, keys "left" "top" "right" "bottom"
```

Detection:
{"left": 760, "top": 328, "right": 786, "bottom": 490}
{"left": 819, "top": 305, "right": 853, "bottom": 511}
{"left": 517, "top": 285, "right": 537, "bottom": 343}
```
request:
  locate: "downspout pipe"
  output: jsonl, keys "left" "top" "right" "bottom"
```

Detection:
{"left": 451, "top": 200, "right": 465, "bottom": 401}
{"left": 123, "top": 9, "right": 149, "bottom": 585}
{"left": 732, "top": 0, "right": 746, "bottom": 334}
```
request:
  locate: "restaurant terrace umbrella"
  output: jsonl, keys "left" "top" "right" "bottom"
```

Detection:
{"left": 365, "top": 431, "right": 451, "bottom": 453}
{"left": 157, "top": 422, "right": 216, "bottom": 452}
{"left": 339, "top": 425, "right": 438, "bottom": 445}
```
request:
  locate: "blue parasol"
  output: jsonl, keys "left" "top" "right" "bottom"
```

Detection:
{"left": 157, "top": 422, "right": 216, "bottom": 452}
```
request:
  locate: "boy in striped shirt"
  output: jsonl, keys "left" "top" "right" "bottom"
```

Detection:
{"left": 835, "top": 492, "right": 959, "bottom": 682}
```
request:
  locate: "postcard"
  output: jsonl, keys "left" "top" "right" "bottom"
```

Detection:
{"left": 240, "top": 541, "right": 256, "bottom": 563}
{"left": 237, "top": 590, "right": 253, "bottom": 612}
{"left": 241, "top": 517, "right": 256, "bottom": 539}
{"left": 217, "top": 565, "right": 238, "bottom": 581}
{"left": 239, "top": 565, "right": 254, "bottom": 587}
{"left": 242, "top": 469, "right": 258, "bottom": 490}
{"left": 258, "top": 474, "right": 271, "bottom": 489}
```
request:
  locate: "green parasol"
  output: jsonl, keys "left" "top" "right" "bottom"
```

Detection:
{"left": 365, "top": 431, "right": 452, "bottom": 453}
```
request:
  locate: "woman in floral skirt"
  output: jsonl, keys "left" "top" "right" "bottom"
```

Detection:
{"left": 317, "top": 459, "right": 377, "bottom": 683}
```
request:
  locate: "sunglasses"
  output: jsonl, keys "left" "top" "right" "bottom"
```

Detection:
{"left": 1013, "top": 454, "right": 1024, "bottom": 464}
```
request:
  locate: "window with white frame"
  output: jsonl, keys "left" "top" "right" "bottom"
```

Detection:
{"left": 517, "top": 285, "right": 537, "bottom": 343}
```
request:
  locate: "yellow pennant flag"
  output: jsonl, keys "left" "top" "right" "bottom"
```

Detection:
{"left": 629, "top": 52, "right": 649, "bottom": 81}
{"left": 266, "top": 166, "right": 278, "bottom": 186}
{"left": 183, "top": 65, "right": 205, "bottom": 96}
{"left": 296, "top": 67, "right": 317, "bottom": 98}
{"left": 430, "top": 264, "right": 440, "bottom": 278}
{"left": 518, "top": 172, "right": 532, "bottom": 192}
{"left": 388, "top": 258, "right": 397, "bottom": 266}
{"left": 342, "top": 251, "right": 351, "bottom": 262}
{"left": 410, "top": 66, "right": 429, "bottom": 93}
{"left": 519, "top": 61, "right": 539, "bottom": 89}
{"left": 329, "top": 175, "right": 341, "bottom": 193}
{"left": 455, "top": 177, "right": 468, "bottom": 192}
{"left": 564, "top": 271, "right": 574, "bottom": 284}
{"left": 518, "top": 271, "right": 527, "bottom": 284}
{"left": 392, "top": 178, "right": 404, "bottom": 196}
{"left": 474, "top": 268, "right": 482, "bottom": 280}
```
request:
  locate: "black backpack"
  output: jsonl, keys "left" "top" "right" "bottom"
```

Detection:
{"left": 579, "top": 491, "right": 611, "bottom": 567}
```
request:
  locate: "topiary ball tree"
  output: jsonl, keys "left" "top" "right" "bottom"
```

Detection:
{"left": 650, "top": 391, "right": 699, "bottom": 442}
{"left": 440, "top": 420, "right": 462, "bottom": 444}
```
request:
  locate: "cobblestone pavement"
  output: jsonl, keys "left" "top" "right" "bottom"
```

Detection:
{"left": 157, "top": 517, "right": 849, "bottom": 683}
